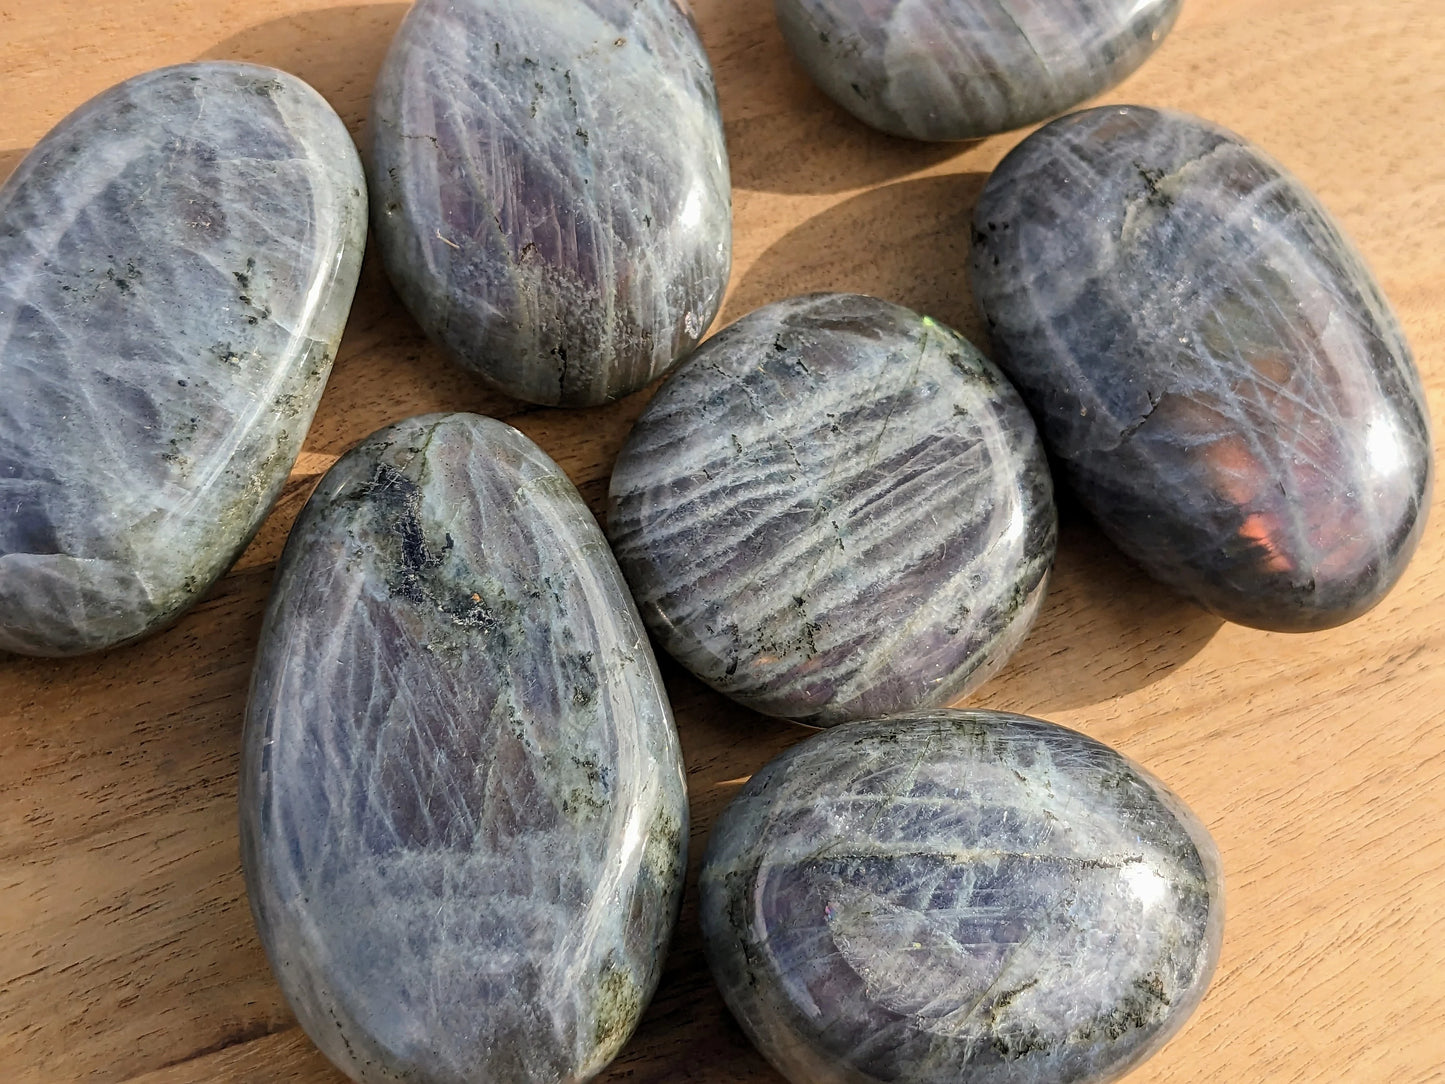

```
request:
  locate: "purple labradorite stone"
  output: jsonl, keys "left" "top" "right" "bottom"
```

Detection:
{"left": 240, "top": 414, "right": 688, "bottom": 1084}
{"left": 607, "top": 293, "right": 1056, "bottom": 726}
{"left": 0, "top": 62, "right": 365, "bottom": 656}
{"left": 700, "top": 710, "right": 1224, "bottom": 1084}
{"left": 368, "top": 0, "right": 732, "bottom": 407}
{"left": 774, "top": 0, "right": 1182, "bottom": 141}
{"left": 970, "top": 106, "right": 1433, "bottom": 631}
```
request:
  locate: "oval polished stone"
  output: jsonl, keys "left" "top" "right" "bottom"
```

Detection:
{"left": 608, "top": 294, "right": 1056, "bottom": 725}
{"left": 970, "top": 106, "right": 1434, "bottom": 631}
{"left": 701, "top": 710, "right": 1224, "bottom": 1084}
{"left": 0, "top": 62, "right": 366, "bottom": 657}
{"left": 775, "top": 0, "right": 1182, "bottom": 141}
{"left": 370, "top": 0, "right": 732, "bottom": 407}
{"left": 240, "top": 414, "right": 688, "bottom": 1084}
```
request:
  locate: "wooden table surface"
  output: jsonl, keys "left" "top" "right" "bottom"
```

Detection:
{"left": 2, "top": 1, "right": 1443, "bottom": 1081}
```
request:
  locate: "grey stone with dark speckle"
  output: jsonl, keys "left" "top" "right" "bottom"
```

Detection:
{"left": 240, "top": 413, "right": 687, "bottom": 1084}
{"left": 701, "top": 710, "right": 1223, "bottom": 1084}
{"left": 369, "top": 0, "right": 731, "bottom": 407}
{"left": 970, "top": 106, "right": 1433, "bottom": 631}
{"left": 775, "top": 0, "right": 1181, "bottom": 141}
{"left": 607, "top": 293, "right": 1056, "bottom": 725}
{"left": 0, "top": 62, "right": 366, "bottom": 656}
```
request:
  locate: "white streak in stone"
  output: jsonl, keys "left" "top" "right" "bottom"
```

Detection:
{"left": 0, "top": 62, "right": 366, "bottom": 655}
{"left": 608, "top": 293, "right": 1056, "bottom": 725}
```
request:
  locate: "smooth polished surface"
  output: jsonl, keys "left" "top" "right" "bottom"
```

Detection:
{"left": 608, "top": 293, "right": 1055, "bottom": 725}
{"left": 0, "top": 61, "right": 365, "bottom": 656}
{"left": 701, "top": 711, "right": 1223, "bottom": 1084}
{"left": 775, "top": 0, "right": 1181, "bottom": 141}
{"left": 241, "top": 414, "right": 686, "bottom": 1084}
{"left": 971, "top": 105, "right": 1433, "bottom": 631}
{"left": 2, "top": 3, "right": 1444, "bottom": 1084}
{"left": 369, "top": 0, "right": 731, "bottom": 407}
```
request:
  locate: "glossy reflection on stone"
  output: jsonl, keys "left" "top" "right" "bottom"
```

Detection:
{"left": 701, "top": 710, "right": 1224, "bottom": 1084}
{"left": 971, "top": 105, "right": 1433, "bottom": 631}
{"left": 775, "top": 0, "right": 1181, "bottom": 141}
{"left": 0, "top": 62, "right": 365, "bottom": 656}
{"left": 608, "top": 293, "right": 1056, "bottom": 726}
{"left": 369, "top": 0, "right": 732, "bottom": 407}
{"left": 240, "top": 414, "right": 688, "bottom": 1084}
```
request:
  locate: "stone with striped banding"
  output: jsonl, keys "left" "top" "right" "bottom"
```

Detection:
{"left": 700, "top": 710, "right": 1224, "bottom": 1084}
{"left": 0, "top": 62, "right": 366, "bottom": 657}
{"left": 241, "top": 414, "right": 687, "bottom": 1084}
{"left": 970, "top": 106, "right": 1433, "bottom": 631}
{"left": 607, "top": 293, "right": 1056, "bottom": 726}
{"left": 369, "top": 0, "right": 731, "bottom": 407}
{"left": 774, "top": 0, "right": 1181, "bottom": 141}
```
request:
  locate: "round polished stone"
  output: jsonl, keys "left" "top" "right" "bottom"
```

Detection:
{"left": 701, "top": 710, "right": 1224, "bottom": 1084}
{"left": 0, "top": 62, "right": 366, "bottom": 656}
{"left": 775, "top": 0, "right": 1182, "bottom": 141}
{"left": 970, "top": 105, "right": 1433, "bottom": 631}
{"left": 607, "top": 293, "right": 1056, "bottom": 726}
{"left": 241, "top": 414, "right": 688, "bottom": 1084}
{"left": 369, "top": 0, "right": 732, "bottom": 407}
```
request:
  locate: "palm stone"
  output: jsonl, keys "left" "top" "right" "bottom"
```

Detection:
{"left": 970, "top": 105, "right": 1433, "bottom": 631}
{"left": 0, "top": 62, "right": 366, "bottom": 656}
{"left": 607, "top": 293, "right": 1056, "bottom": 725}
{"left": 240, "top": 414, "right": 688, "bottom": 1084}
{"left": 369, "top": 0, "right": 732, "bottom": 407}
{"left": 775, "top": 0, "right": 1182, "bottom": 141}
{"left": 701, "top": 710, "right": 1224, "bottom": 1084}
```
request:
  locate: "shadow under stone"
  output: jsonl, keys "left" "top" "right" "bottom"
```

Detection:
{"left": 693, "top": 0, "right": 968, "bottom": 196}
{"left": 0, "top": 147, "right": 29, "bottom": 186}
{"left": 726, "top": 171, "right": 991, "bottom": 344}
{"left": 972, "top": 511, "right": 1225, "bottom": 716}
{"left": 598, "top": 659, "right": 800, "bottom": 1084}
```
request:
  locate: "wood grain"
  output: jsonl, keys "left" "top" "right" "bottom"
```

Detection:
{"left": 1, "top": 1, "right": 1442, "bottom": 1081}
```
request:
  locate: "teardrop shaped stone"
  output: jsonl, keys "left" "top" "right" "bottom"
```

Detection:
{"left": 775, "top": 0, "right": 1182, "bottom": 141}
{"left": 0, "top": 62, "right": 366, "bottom": 656}
{"left": 608, "top": 293, "right": 1056, "bottom": 725}
{"left": 240, "top": 413, "right": 688, "bottom": 1084}
{"left": 369, "top": 0, "right": 732, "bottom": 407}
{"left": 970, "top": 106, "right": 1433, "bottom": 631}
{"left": 701, "top": 710, "right": 1223, "bottom": 1084}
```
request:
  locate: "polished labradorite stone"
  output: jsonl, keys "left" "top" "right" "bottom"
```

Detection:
{"left": 775, "top": 0, "right": 1181, "bottom": 141}
{"left": 701, "top": 710, "right": 1224, "bottom": 1084}
{"left": 0, "top": 62, "right": 366, "bottom": 657}
{"left": 608, "top": 293, "right": 1056, "bottom": 726}
{"left": 241, "top": 414, "right": 687, "bottom": 1084}
{"left": 369, "top": 0, "right": 732, "bottom": 407}
{"left": 970, "top": 105, "right": 1433, "bottom": 631}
